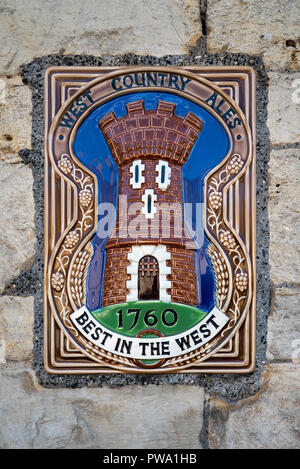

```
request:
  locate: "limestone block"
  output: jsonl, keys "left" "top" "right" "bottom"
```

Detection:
{"left": 0, "top": 0, "right": 201, "bottom": 74}
{"left": 268, "top": 73, "right": 300, "bottom": 145}
{"left": 0, "top": 366, "right": 205, "bottom": 449}
{"left": 0, "top": 76, "right": 32, "bottom": 162}
{"left": 0, "top": 296, "right": 34, "bottom": 361}
{"left": 267, "top": 287, "right": 300, "bottom": 361}
{"left": 209, "top": 364, "right": 300, "bottom": 449}
{"left": 0, "top": 162, "right": 35, "bottom": 292}
{"left": 206, "top": 0, "right": 300, "bottom": 70}
{"left": 269, "top": 148, "right": 300, "bottom": 284}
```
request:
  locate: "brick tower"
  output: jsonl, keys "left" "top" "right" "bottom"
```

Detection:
{"left": 99, "top": 100, "right": 203, "bottom": 307}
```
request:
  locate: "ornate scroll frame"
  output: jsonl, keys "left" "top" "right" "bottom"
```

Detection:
{"left": 44, "top": 66, "right": 256, "bottom": 374}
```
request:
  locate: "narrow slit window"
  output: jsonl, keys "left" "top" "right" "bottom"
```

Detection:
{"left": 156, "top": 160, "right": 171, "bottom": 190}
{"left": 161, "top": 165, "right": 165, "bottom": 184}
{"left": 138, "top": 256, "right": 159, "bottom": 301}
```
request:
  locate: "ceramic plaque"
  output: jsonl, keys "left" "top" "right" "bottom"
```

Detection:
{"left": 44, "top": 66, "right": 256, "bottom": 374}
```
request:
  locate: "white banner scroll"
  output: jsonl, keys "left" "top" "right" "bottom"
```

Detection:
{"left": 70, "top": 306, "right": 229, "bottom": 360}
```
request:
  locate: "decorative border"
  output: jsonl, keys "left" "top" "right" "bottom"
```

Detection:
{"left": 44, "top": 66, "right": 256, "bottom": 374}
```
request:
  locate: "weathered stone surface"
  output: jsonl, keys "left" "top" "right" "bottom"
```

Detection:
{"left": 0, "top": 364, "right": 204, "bottom": 448}
{"left": 206, "top": 0, "right": 300, "bottom": 70}
{"left": 268, "top": 73, "right": 300, "bottom": 144}
{"left": 209, "top": 364, "right": 300, "bottom": 449}
{"left": 0, "top": 162, "right": 35, "bottom": 292}
{"left": 269, "top": 148, "right": 300, "bottom": 284}
{"left": 0, "top": 0, "right": 201, "bottom": 74}
{"left": 0, "top": 76, "right": 32, "bottom": 162}
{"left": 267, "top": 287, "right": 300, "bottom": 361}
{"left": 0, "top": 296, "right": 34, "bottom": 362}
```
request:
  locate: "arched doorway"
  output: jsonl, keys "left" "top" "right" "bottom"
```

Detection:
{"left": 138, "top": 256, "right": 159, "bottom": 300}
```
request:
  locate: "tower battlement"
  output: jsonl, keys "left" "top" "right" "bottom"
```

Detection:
{"left": 99, "top": 100, "right": 203, "bottom": 166}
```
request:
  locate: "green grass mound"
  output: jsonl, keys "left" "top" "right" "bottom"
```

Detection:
{"left": 92, "top": 301, "right": 208, "bottom": 338}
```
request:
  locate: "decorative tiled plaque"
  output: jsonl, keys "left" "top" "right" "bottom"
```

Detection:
{"left": 44, "top": 66, "right": 256, "bottom": 374}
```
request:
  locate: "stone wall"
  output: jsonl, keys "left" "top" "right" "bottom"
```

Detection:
{"left": 167, "top": 247, "right": 198, "bottom": 305}
{"left": 0, "top": 0, "right": 299, "bottom": 449}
